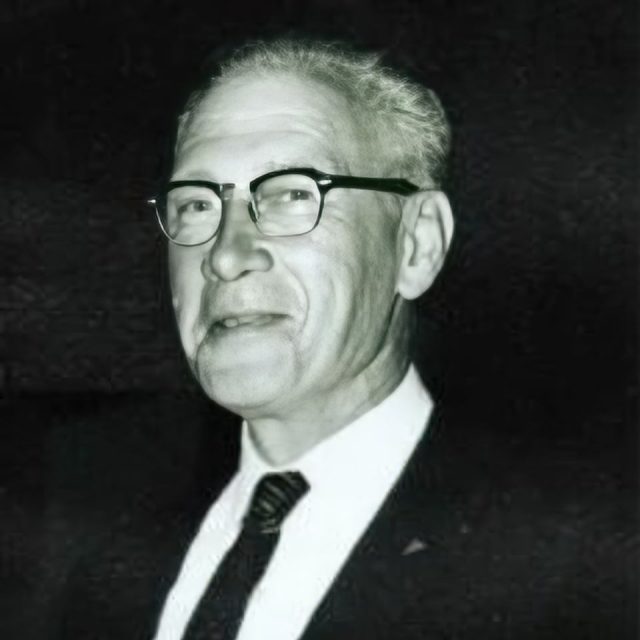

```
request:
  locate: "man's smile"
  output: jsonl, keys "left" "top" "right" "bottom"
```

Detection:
{"left": 212, "top": 313, "right": 289, "bottom": 331}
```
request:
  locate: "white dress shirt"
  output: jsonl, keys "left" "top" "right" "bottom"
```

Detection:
{"left": 154, "top": 365, "right": 432, "bottom": 640}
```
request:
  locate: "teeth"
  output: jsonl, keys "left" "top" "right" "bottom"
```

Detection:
{"left": 218, "top": 314, "right": 275, "bottom": 329}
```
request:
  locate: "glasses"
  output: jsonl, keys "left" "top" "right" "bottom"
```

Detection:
{"left": 148, "top": 167, "right": 420, "bottom": 246}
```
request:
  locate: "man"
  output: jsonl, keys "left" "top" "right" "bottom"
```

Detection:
{"left": 150, "top": 37, "right": 454, "bottom": 639}
{"left": 51, "top": 39, "right": 630, "bottom": 640}
{"left": 152, "top": 39, "right": 453, "bottom": 639}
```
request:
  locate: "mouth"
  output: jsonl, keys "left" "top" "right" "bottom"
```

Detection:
{"left": 210, "top": 313, "right": 288, "bottom": 332}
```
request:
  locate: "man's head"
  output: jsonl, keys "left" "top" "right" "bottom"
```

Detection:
{"left": 165, "top": 39, "right": 453, "bottom": 430}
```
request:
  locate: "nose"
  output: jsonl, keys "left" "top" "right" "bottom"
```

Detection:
{"left": 202, "top": 197, "right": 273, "bottom": 282}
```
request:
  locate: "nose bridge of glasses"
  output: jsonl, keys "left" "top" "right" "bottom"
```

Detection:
{"left": 215, "top": 183, "right": 259, "bottom": 235}
{"left": 218, "top": 183, "right": 236, "bottom": 200}
{"left": 217, "top": 182, "right": 256, "bottom": 211}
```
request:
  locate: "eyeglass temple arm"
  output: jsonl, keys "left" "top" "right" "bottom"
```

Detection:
{"left": 324, "top": 175, "right": 421, "bottom": 195}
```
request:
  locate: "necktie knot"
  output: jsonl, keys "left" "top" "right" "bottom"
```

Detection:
{"left": 245, "top": 471, "right": 309, "bottom": 534}
{"left": 183, "top": 471, "right": 309, "bottom": 639}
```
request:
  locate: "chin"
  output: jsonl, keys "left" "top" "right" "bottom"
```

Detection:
{"left": 194, "top": 348, "right": 294, "bottom": 417}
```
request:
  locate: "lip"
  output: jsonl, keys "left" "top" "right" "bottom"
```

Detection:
{"left": 209, "top": 312, "right": 289, "bottom": 333}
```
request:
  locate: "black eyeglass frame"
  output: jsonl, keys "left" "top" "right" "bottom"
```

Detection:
{"left": 149, "top": 167, "right": 421, "bottom": 246}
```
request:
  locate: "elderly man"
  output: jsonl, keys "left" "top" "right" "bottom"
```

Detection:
{"left": 146, "top": 43, "right": 453, "bottom": 640}
{"left": 49, "top": 38, "right": 628, "bottom": 640}
{"left": 150, "top": 39, "right": 453, "bottom": 640}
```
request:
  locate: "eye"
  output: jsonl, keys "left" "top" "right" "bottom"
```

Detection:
{"left": 176, "top": 199, "right": 213, "bottom": 215}
{"left": 284, "top": 189, "right": 315, "bottom": 202}
{"left": 254, "top": 174, "right": 319, "bottom": 211}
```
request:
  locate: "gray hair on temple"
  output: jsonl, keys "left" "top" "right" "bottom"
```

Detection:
{"left": 177, "top": 39, "right": 451, "bottom": 188}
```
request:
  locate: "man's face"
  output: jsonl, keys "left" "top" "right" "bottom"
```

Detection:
{"left": 169, "top": 73, "right": 405, "bottom": 420}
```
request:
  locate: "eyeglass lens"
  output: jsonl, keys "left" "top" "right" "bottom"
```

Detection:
{"left": 159, "top": 174, "right": 322, "bottom": 244}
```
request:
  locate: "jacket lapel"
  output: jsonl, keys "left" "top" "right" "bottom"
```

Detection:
{"left": 301, "top": 406, "right": 462, "bottom": 640}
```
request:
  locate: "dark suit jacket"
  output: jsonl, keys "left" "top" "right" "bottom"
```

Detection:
{"left": 2, "top": 393, "right": 636, "bottom": 639}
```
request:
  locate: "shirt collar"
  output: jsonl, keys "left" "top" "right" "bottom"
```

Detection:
{"left": 233, "top": 365, "right": 432, "bottom": 520}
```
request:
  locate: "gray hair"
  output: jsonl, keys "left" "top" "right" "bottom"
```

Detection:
{"left": 177, "top": 39, "right": 451, "bottom": 188}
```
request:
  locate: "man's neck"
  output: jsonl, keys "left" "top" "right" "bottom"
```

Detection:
{"left": 245, "top": 359, "right": 410, "bottom": 466}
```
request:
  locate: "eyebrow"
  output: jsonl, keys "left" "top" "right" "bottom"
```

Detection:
{"left": 175, "top": 156, "right": 348, "bottom": 183}
{"left": 174, "top": 170, "right": 218, "bottom": 181}
{"left": 261, "top": 160, "right": 299, "bottom": 173}
{"left": 260, "top": 160, "right": 340, "bottom": 174}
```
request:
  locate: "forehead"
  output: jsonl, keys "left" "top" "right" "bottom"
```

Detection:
{"left": 175, "top": 73, "right": 361, "bottom": 179}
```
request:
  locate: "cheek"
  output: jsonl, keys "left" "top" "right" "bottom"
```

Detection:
{"left": 299, "top": 215, "right": 398, "bottom": 342}
{"left": 338, "top": 210, "right": 398, "bottom": 293}
{"left": 169, "top": 247, "right": 207, "bottom": 355}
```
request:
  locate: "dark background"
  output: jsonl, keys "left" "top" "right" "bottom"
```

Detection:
{"left": 0, "top": 1, "right": 637, "bottom": 636}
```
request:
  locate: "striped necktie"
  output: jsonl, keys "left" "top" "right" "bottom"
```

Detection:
{"left": 183, "top": 471, "right": 309, "bottom": 640}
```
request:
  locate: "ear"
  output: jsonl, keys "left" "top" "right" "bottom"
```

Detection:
{"left": 396, "top": 190, "right": 454, "bottom": 300}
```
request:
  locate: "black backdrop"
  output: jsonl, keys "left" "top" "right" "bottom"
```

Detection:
{"left": 0, "top": 2, "right": 638, "bottom": 636}
{"left": 1, "top": 0, "right": 637, "bottom": 432}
